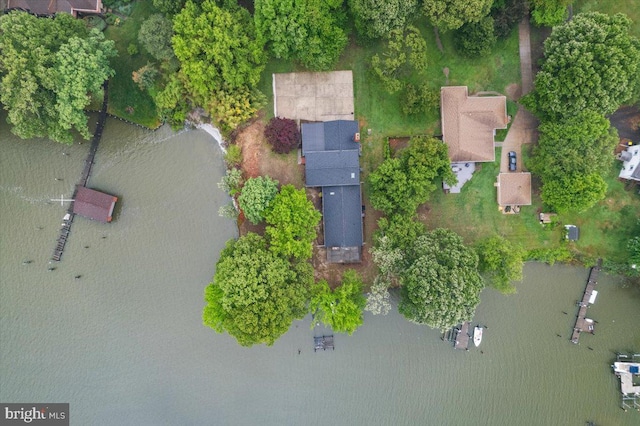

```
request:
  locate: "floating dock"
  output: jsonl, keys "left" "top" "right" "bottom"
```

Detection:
{"left": 51, "top": 81, "right": 109, "bottom": 262}
{"left": 314, "top": 335, "right": 334, "bottom": 352}
{"left": 570, "top": 259, "right": 601, "bottom": 344}
{"left": 455, "top": 322, "right": 471, "bottom": 350}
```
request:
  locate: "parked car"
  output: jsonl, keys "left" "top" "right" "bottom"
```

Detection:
{"left": 508, "top": 151, "right": 517, "bottom": 171}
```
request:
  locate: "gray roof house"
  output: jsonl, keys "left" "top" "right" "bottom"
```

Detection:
{"left": 302, "top": 120, "right": 363, "bottom": 263}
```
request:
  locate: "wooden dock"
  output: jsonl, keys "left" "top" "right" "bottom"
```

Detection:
{"left": 51, "top": 81, "right": 109, "bottom": 262}
{"left": 314, "top": 335, "right": 334, "bottom": 351}
{"left": 570, "top": 259, "right": 602, "bottom": 344}
{"left": 455, "top": 322, "right": 470, "bottom": 350}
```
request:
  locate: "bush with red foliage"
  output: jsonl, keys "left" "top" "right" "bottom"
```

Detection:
{"left": 264, "top": 117, "right": 300, "bottom": 154}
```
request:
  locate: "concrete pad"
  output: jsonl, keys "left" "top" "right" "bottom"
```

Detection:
{"left": 273, "top": 71, "right": 354, "bottom": 122}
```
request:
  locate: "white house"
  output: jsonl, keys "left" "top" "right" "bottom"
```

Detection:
{"left": 618, "top": 144, "right": 640, "bottom": 181}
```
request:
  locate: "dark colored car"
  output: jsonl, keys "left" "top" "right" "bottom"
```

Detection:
{"left": 508, "top": 151, "right": 517, "bottom": 171}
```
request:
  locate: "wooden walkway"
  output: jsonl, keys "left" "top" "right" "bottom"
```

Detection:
{"left": 51, "top": 81, "right": 109, "bottom": 262}
{"left": 455, "top": 322, "right": 470, "bottom": 350}
{"left": 570, "top": 259, "right": 602, "bottom": 344}
{"left": 314, "top": 335, "right": 334, "bottom": 352}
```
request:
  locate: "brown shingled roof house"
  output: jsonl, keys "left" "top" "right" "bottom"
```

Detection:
{"left": 496, "top": 173, "right": 531, "bottom": 209}
{"left": 5, "top": 0, "right": 102, "bottom": 17}
{"left": 440, "top": 86, "right": 508, "bottom": 163}
{"left": 73, "top": 186, "right": 117, "bottom": 223}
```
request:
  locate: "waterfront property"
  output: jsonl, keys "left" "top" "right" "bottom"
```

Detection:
{"left": 613, "top": 353, "right": 640, "bottom": 412}
{"left": 301, "top": 120, "right": 363, "bottom": 263}
{"left": 495, "top": 172, "right": 532, "bottom": 214}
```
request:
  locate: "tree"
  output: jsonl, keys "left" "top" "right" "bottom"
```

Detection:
{"left": 422, "top": 0, "right": 493, "bottom": 31}
{"left": 523, "top": 13, "right": 640, "bottom": 121}
{"left": 402, "top": 83, "right": 439, "bottom": 115}
{"left": 132, "top": 63, "right": 158, "bottom": 91}
{"left": 310, "top": 270, "right": 367, "bottom": 334}
{"left": 265, "top": 185, "right": 321, "bottom": 260}
{"left": 541, "top": 173, "right": 607, "bottom": 213}
{"left": 475, "top": 235, "right": 525, "bottom": 294}
{"left": 153, "top": 0, "right": 186, "bottom": 16}
{"left": 138, "top": 14, "right": 175, "bottom": 61}
{"left": 254, "top": 0, "right": 348, "bottom": 70}
{"left": 530, "top": 111, "right": 617, "bottom": 212}
{"left": 530, "top": 0, "right": 570, "bottom": 27}
{"left": 172, "top": 1, "right": 266, "bottom": 128}
{"left": 491, "top": 0, "right": 527, "bottom": 39}
{"left": 531, "top": 111, "right": 618, "bottom": 179}
{"left": 454, "top": 16, "right": 497, "bottom": 58}
{"left": 218, "top": 167, "right": 243, "bottom": 195}
{"left": 371, "top": 26, "right": 428, "bottom": 94}
{"left": 368, "top": 136, "right": 455, "bottom": 215}
{"left": 349, "top": 0, "right": 418, "bottom": 40}
{"left": 203, "top": 233, "right": 312, "bottom": 346}
{"left": 238, "top": 176, "right": 280, "bottom": 225}
{"left": 399, "top": 228, "right": 484, "bottom": 329}
{"left": 0, "top": 12, "right": 115, "bottom": 144}
{"left": 365, "top": 276, "right": 392, "bottom": 315}
{"left": 264, "top": 117, "right": 301, "bottom": 154}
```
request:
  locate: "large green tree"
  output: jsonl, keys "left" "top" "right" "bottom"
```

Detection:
{"left": 265, "top": 185, "right": 321, "bottom": 260}
{"left": 238, "top": 176, "right": 279, "bottom": 225}
{"left": 368, "top": 136, "right": 455, "bottom": 215}
{"left": 0, "top": 12, "right": 115, "bottom": 144}
{"left": 530, "top": 110, "right": 618, "bottom": 212}
{"left": 524, "top": 12, "right": 640, "bottom": 121}
{"left": 530, "top": 0, "right": 571, "bottom": 27}
{"left": 171, "top": 0, "right": 266, "bottom": 129}
{"left": 138, "top": 14, "right": 175, "bottom": 62}
{"left": 422, "top": 0, "right": 493, "bottom": 31}
{"left": 454, "top": 16, "right": 497, "bottom": 58}
{"left": 254, "top": 0, "right": 347, "bottom": 70}
{"left": 203, "top": 233, "right": 312, "bottom": 346}
{"left": 349, "top": 0, "right": 418, "bottom": 40}
{"left": 475, "top": 235, "right": 525, "bottom": 294}
{"left": 399, "top": 228, "right": 484, "bottom": 329}
{"left": 310, "top": 270, "right": 367, "bottom": 334}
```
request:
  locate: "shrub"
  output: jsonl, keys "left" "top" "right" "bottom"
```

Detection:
{"left": 218, "top": 168, "right": 243, "bottom": 195}
{"left": 264, "top": 117, "right": 300, "bottom": 154}
{"left": 131, "top": 63, "right": 158, "bottom": 91}
{"left": 402, "top": 83, "right": 439, "bottom": 115}
{"left": 238, "top": 176, "right": 280, "bottom": 225}
{"left": 127, "top": 43, "right": 138, "bottom": 56}
{"left": 491, "top": 0, "right": 528, "bottom": 38}
{"left": 224, "top": 144, "right": 242, "bottom": 167}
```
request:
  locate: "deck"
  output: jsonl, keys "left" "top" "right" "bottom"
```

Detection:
{"left": 455, "top": 322, "right": 471, "bottom": 350}
{"left": 570, "top": 259, "right": 601, "bottom": 344}
{"left": 314, "top": 335, "right": 334, "bottom": 352}
{"left": 51, "top": 81, "right": 108, "bottom": 262}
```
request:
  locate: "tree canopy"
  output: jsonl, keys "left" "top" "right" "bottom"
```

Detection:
{"left": 530, "top": 0, "right": 570, "bottom": 27}
{"left": 531, "top": 110, "right": 618, "bottom": 212}
{"left": 203, "top": 233, "right": 312, "bottom": 346}
{"left": 524, "top": 12, "right": 640, "bottom": 121}
{"left": 238, "top": 176, "right": 280, "bottom": 225}
{"left": 310, "top": 270, "right": 367, "bottom": 334}
{"left": 399, "top": 228, "right": 484, "bottom": 329}
{"left": 171, "top": 0, "right": 266, "bottom": 129}
{"left": 368, "top": 136, "right": 455, "bottom": 215}
{"left": 254, "top": 0, "right": 348, "bottom": 70}
{"left": 349, "top": 0, "right": 418, "bottom": 40}
{"left": 265, "top": 185, "right": 321, "bottom": 260}
{"left": 422, "top": 0, "right": 493, "bottom": 31}
{"left": 454, "top": 16, "right": 497, "bottom": 58}
{"left": 264, "top": 117, "right": 301, "bottom": 154}
{"left": 138, "top": 14, "right": 175, "bottom": 61}
{"left": 0, "top": 12, "right": 115, "bottom": 144}
{"left": 475, "top": 235, "right": 525, "bottom": 294}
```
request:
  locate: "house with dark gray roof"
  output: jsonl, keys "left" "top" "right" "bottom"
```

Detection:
{"left": 302, "top": 120, "right": 363, "bottom": 263}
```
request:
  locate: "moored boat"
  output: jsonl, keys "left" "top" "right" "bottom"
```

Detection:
{"left": 473, "top": 326, "right": 483, "bottom": 347}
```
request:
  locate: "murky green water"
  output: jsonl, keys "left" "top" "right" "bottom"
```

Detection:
{"left": 1, "top": 117, "right": 639, "bottom": 425}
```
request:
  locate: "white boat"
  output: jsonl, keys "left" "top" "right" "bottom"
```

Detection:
{"left": 473, "top": 326, "right": 483, "bottom": 347}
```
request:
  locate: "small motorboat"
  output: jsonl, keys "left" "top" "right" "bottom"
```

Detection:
{"left": 473, "top": 326, "right": 483, "bottom": 347}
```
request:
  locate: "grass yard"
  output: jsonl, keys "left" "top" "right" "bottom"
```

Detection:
{"left": 575, "top": 0, "right": 640, "bottom": 37}
{"left": 104, "top": 1, "right": 161, "bottom": 128}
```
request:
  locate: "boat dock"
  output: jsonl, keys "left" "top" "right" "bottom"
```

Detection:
{"left": 612, "top": 353, "right": 640, "bottom": 412}
{"left": 314, "top": 335, "right": 334, "bottom": 352}
{"left": 570, "top": 259, "right": 602, "bottom": 344}
{"left": 51, "top": 81, "right": 109, "bottom": 262}
{"left": 443, "top": 322, "right": 471, "bottom": 350}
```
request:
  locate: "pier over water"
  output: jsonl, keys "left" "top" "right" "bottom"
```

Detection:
{"left": 570, "top": 259, "right": 602, "bottom": 344}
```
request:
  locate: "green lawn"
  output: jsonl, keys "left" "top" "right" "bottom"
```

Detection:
{"left": 104, "top": 1, "right": 161, "bottom": 128}
{"left": 575, "top": 0, "right": 640, "bottom": 37}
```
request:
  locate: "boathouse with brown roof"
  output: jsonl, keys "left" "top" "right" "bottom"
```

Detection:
{"left": 440, "top": 86, "right": 508, "bottom": 163}
{"left": 73, "top": 186, "right": 117, "bottom": 223}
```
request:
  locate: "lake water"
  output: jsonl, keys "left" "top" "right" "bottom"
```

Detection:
{"left": 1, "top": 117, "right": 639, "bottom": 425}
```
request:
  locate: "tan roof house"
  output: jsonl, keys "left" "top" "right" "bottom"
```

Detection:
{"left": 5, "top": 0, "right": 102, "bottom": 17}
{"left": 441, "top": 86, "right": 508, "bottom": 162}
{"left": 496, "top": 173, "right": 531, "bottom": 210}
